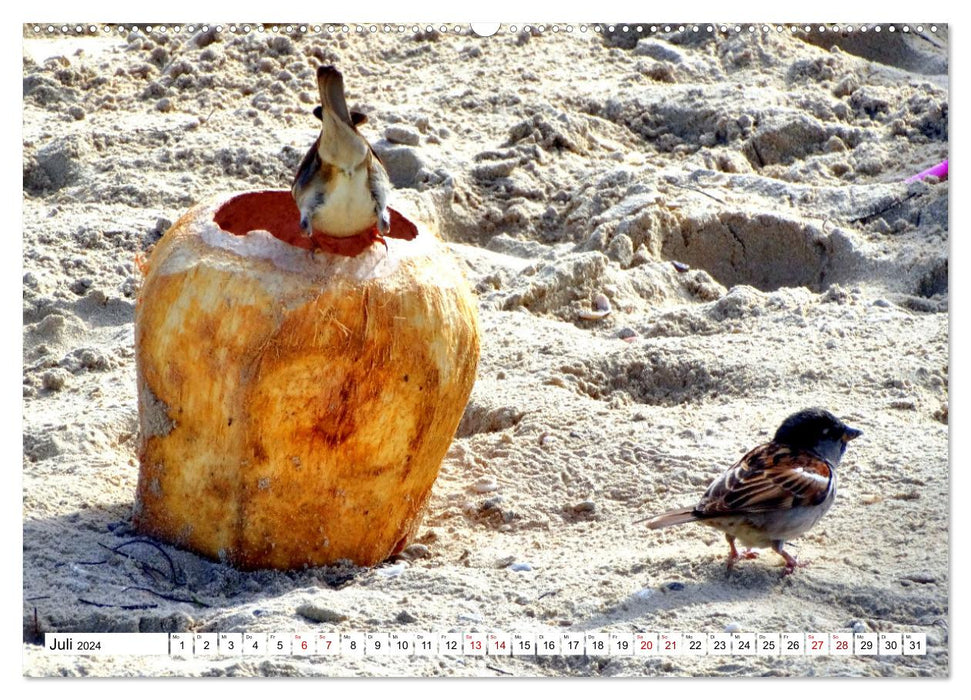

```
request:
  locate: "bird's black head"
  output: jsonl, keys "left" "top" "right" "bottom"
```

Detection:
{"left": 774, "top": 408, "right": 862, "bottom": 466}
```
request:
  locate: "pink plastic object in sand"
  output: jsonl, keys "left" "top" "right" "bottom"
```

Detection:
{"left": 905, "top": 159, "right": 948, "bottom": 183}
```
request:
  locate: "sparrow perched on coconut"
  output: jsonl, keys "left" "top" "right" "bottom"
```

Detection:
{"left": 640, "top": 408, "right": 862, "bottom": 575}
{"left": 291, "top": 65, "right": 391, "bottom": 243}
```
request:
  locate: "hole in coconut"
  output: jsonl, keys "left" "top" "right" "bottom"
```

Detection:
{"left": 212, "top": 189, "right": 419, "bottom": 257}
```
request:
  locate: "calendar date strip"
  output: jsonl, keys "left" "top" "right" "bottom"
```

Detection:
{"left": 43, "top": 631, "right": 927, "bottom": 657}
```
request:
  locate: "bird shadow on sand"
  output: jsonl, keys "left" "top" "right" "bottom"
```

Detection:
{"left": 570, "top": 553, "right": 947, "bottom": 634}
{"left": 570, "top": 563, "right": 790, "bottom": 634}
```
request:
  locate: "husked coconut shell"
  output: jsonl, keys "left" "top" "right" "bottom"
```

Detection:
{"left": 133, "top": 190, "right": 479, "bottom": 569}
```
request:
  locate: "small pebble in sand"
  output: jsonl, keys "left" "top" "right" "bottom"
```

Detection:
{"left": 153, "top": 217, "right": 173, "bottom": 237}
{"left": 578, "top": 293, "right": 611, "bottom": 321}
{"left": 632, "top": 588, "right": 655, "bottom": 601}
{"left": 724, "top": 622, "right": 741, "bottom": 633}
{"left": 396, "top": 610, "right": 418, "bottom": 624}
{"left": 671, "top": 260, "right": 690, "bottom": 273}
{"left": 377, "top": 562, "right": 407, "bottom": 578}
{"left": 42, "top": 370, "right": 68, "bottom": 391}
{"left": 79, "top": 349, "right": 110, "bottom": 371}
{"left": 850, "top": 620, "right": 867, "bottom": 634}
{"left": 385, "top": 125, "right": 421, "bottom": 146}
{"left": 374, "top": 143, "right": 425, "bottom": 188}
{"left": 824, "top": 134, "right": 848, "bottom": 153}
{"left": 70, "top": 278, "right": 93, "bottom": 295}
{"left": 606, "top": 233, "right": 634, "bottom": 266}
{"left": 401, "top": 543, "right": 431, "bottom": 560}
{"left": 664, "top": 581, "right": 685, "bottom": 591}
{"left": 900, "top": 571, "right": 938, "bottom": 584}
{"left": 873, "top": 218, "right": 892, "bottom": 234}
{"left": 573, "top": 500, "right": 596, "bottom": 513}
{"left": 481, "top": 496, "right": 503, "bottom": 513}
{"left": 295, "top": 604, "right": 349, "bottom": 624}
{"left": 473, "top": 476, "right": 499, "bottom": 493}
{"left": 508, "top": 562, "right": 533, "bottom": 572}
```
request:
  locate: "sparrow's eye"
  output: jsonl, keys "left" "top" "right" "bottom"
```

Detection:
{"left": 822, "top": 428, "right": 831, "bottom": 437}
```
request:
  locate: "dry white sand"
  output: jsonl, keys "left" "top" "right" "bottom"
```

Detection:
{"left": 21, "top": 23, "right": 948, "bottom": 677}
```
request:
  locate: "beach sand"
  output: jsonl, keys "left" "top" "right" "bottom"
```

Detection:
{"left": 22, "top": 23, "right": 948, "bottom": 677}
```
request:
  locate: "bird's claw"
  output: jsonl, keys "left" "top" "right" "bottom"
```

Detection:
{"left": 300, "top": 216, "right": 316, "bottom": 243}
{"left": 371, "top": 230, "right": 389, "bottom": 253}
{"left": 780, "top": 557, "right": 810, "bottom": 577}
{"left": 377, "top": 209, "right": 391, "bottom": 236}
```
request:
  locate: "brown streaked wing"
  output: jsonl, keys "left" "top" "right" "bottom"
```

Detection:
{"left": 694, "top": 443, "right": 833, "bottom": 517}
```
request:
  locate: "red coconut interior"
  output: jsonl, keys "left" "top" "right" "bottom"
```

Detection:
{"left": 213, "top": 190, "right": 418, "bottom": 257}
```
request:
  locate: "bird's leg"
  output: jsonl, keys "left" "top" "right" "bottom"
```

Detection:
{"left": 299, "top": 217, "right": 317, "bottom": 259}
{"left": 297, "top": 189, "right": 325, "bottom": 240}
{"left": 725, "top": 534, "right": 759, "bottom": 570}
{"left": 772, "top": 540, "right": 809, "bottom": 576}
{"left": 368, "top": 199, "right": 391, "bottom": 252}
{"left": 369, "top": 162, "right": 391, "bottom": 237}
{"left": 299, "top": 209, "right": 318, "bottom": 259}
{"left": 725, "top": 534, "right": 740, "bottom": 570}
{"left": 369, "top": 226, "right": 389, "bottom": 253}
{"left": 376, "top": 206, "right": 390, "bottom": 236}
{"left": 297, "top": 205, "right": 321, "bottom": 260}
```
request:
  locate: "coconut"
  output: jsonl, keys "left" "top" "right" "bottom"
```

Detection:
{"left": 133, "top": 190, "right": 479, "bottom": 569}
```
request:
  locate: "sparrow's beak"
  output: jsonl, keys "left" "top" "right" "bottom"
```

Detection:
{"left": 842, "top": 426, "right": 863, "bottom": 442}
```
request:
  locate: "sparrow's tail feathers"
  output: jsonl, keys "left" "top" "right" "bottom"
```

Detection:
{"left": 317, "top": 65, "right": 353, "bottom": 127}
{"left": 638, "top": 507, "right": 698, "bottom": 529}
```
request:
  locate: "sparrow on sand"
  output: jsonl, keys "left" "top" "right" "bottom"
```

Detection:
{"left": 291, "top": 65, "right": 391, "bottom": 242}
{"left": 640, "top": 408, "right": 862, "bottom": 575}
